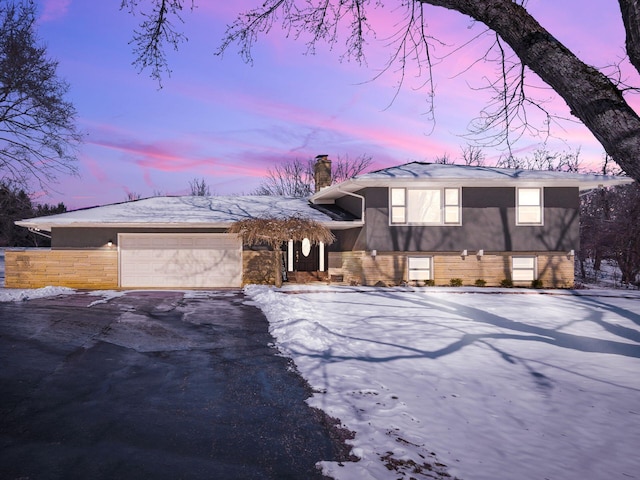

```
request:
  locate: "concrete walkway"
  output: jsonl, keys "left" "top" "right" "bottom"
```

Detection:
{"left": 0, "top": 290, "right": 351, "bottom": 480}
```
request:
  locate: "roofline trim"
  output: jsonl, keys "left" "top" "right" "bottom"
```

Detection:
{"left": 311, "top": 176, "right": 635, "bottom": 201}
{"left": 15, "top": 219, "right": 364, "bottom": 233}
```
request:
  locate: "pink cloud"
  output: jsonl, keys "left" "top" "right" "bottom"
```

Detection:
{"left": 174, "top": 79, "right": 449, "bottom": 160}
{"left": 88, "top": 136, "right": 210, "bottom": 171}
{"left": 39, "top": 0, "right": 71, "bottom": 22}
{"left": 84, "top": 125, "right": 279, "bottom": 188}
{"left": 82, "top": 156, "right": 109, "bottom": 183}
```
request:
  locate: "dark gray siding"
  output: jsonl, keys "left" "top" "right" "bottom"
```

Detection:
{"left": 545, "top": 187, "right": 579, "bottom": 208}
{"left": 335, "top": 195, "right": 363, "bottom": 218}
{"left": 52, "top": 227, "right": 229, "bottom": 249}
{"left": 350, "top": 186, "right": 579, "bottom": 252}
{"left": 463, "top": 187, "right": 514, "bottom": 207}
{"left": 329, "top": 228, "right": 366, "bottom": 251}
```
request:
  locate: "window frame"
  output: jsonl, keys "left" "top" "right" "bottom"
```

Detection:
{"left": 407, "top": 256, "right": 433, "bottom": 281}
{"left": 516, "top": 187, "right": 544, "bottom": 226}
{"left": 390, "top": 187, "right": 407, "bottom": 224}
{"left": 511, "top": 255, "right": 537, "bottom": 282}
{"left": 389, "top": 187, "right": 461, "bottom": 226}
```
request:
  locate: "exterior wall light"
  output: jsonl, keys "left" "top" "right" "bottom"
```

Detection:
{"left": 107, "top": 240, "right": 113, "bottom": 247}
{"left": 461, "top": 249, "right": 468, "bottom": 257}
{"left": 477, "top": 249, "right": 484, "bottom": 257}
{"left": 370, "top": 249, "right": 377, "bottom": 258}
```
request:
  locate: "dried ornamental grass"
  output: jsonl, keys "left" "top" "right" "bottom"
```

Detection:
{"left": 228, "top": 216, "right": 335, "bottom": 249}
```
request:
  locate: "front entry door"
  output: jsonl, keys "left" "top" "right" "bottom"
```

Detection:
{"left": 293, "top": 238, "right": 319, "bottom": 271}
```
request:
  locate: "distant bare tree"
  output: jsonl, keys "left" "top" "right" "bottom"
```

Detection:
{"left": 189, "top": 177, "right": 211, "bottom": 196}
{"left": 524, "top": 147, "right": 583, "bottom": 172}
{"left": 433, "top": 152, "right": 453, "bottom": 165}
{"left": 580, "top": 183, "right": 640, "bottom": 286}
{"left": 494, "top": 146, "right": 582, "bottom": 172}
{"left": 332, "top": 154, "right": 373, "bottom": 183}
{"left": 254, "top": 158, "right": 314, "bottom": 197}
{"left": 605, "top": 184, "right": 640, "bottom": 285}
{"left": 495, "top": 154, "right": 524, "bottom": 170}
{"left": 579, "top": 186, "right": 612, "bottom": 278}
{"left": 255, "top": 154, "right": 372, "bottom": 197}
{"left": 125, "top": 191, "right": 142, "bottom": 201}
{"left": 460, "top": 144, "right": 486, "bottom": 166}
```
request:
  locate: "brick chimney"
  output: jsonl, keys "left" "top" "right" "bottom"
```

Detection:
{"left": 314, "top": 154, "right": 332, "bottom": 192}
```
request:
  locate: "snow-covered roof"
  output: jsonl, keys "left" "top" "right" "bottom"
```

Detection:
{"left": 16, "top": 195, "right": 354, "bottom": 232}
{"left": 355, "top": 162, "right": 631, "bottom": 181}
{"left": 311, "top": 162, "right": 634, "bottom": 202}
{"left": 15, "top": 162, "right": 636, "bottom": 231}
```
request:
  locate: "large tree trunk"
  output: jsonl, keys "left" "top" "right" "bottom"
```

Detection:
{"left": 420, "top": 0, "right": 640, "bottom": 182}
{"left": 619, "top": 0, "right": 640, "bottom": 75}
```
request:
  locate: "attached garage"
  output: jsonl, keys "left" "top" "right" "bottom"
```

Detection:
{"left": 118, "top": 233, "right": 242, "bottom": 288}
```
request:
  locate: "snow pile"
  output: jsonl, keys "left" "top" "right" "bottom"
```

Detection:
{"left": 0, "top": 248, "right": 75, "bottom": 301}
{"left": 0, "top": 285, "right": 75, "bottom": 302}
{"left": 85, "top": 290, "right": 129, "bottom": 307}
{"left": 246, "top": 285, "right": 640, "bottom": 480}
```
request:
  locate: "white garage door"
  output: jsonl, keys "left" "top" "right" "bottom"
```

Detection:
{"left": 119, "top": 233, "right": 242, "bottom": 288}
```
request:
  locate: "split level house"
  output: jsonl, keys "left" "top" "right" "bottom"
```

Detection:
{"left": 6, "top": 156, "right": 633, "bottom": 289}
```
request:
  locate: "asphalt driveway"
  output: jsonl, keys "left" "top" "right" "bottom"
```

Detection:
{"left": 0, "top": 290, "right": 351, "bottom": 480}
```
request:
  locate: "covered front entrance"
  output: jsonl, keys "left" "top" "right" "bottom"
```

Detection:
{"left": 293, "top": 239, "right": 319, "bottom": 271}
{"left": 286, "top": 238, "right": 327, "bottom": 281}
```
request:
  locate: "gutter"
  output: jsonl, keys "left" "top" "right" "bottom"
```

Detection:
{"left": 310, "top": 182, "right": 366, "bottom": 224}
{"left": 28, "top": 227, "right": 52, "bottom": 239}
{"left": 337, "top": 186, "right": 366, "bottom": 223}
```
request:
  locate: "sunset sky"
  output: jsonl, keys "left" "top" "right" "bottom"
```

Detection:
{"left": 31, "top": 0, "right": 636, "bottom": 209}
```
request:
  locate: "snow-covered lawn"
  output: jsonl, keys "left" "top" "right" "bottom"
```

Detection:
{"left": 246, "top": 285, "right": 640, "bottom": 480}
{"left": 2, "top": 276, "right": 638, "bottom": 479}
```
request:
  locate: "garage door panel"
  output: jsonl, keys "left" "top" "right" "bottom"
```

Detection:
{"left": 119, "top": 234, "right": 242, "bottom": 288}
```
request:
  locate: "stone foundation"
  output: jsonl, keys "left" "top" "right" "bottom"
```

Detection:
{"left": 328, "top": 251, "right": 574, "bottom": 288}
{"left": 242, "top": 250, "right": 282, "bottom": 286}
{"left": 5, "top": 249, "right": 118, "bottom": 289}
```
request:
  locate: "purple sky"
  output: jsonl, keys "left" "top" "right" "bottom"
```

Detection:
{"left": 33, "top": 0, "right": 636, "bottom": 209}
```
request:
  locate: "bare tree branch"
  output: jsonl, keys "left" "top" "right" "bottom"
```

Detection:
{"left": 0, "top": 1, "right": 81, "bottom": 190}
{"left": 121, "top": 0, "right": 193, "bottom": 84}
{"left": 618, "top": 0, "right": 640, "bottom": 75}
{"left": 122, "top": 0, "right": 640, "bottom": 182}
{"left": 418, "top": 0, "right": 640, "bottom": 181}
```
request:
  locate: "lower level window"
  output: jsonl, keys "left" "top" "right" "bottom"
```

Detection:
{"left": 512, "top": 256, "right": 536, "bottom": 281}
{"left": 408, "top": 256, "right": 433, "bottom": 281}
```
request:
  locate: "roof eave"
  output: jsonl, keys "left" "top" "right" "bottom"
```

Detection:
{"left": 319, "top": 220, "right": 364, "bottom": 230}
{"left": 15, "top": 219, "right": 363, "bottom": 233}
{"left": 310, "top": 176, "right": 635, "bottom": 201}
{"left": 14, "top": 221, "right": 237, "bottom": 232}
{"left": 575, "top": 177, "right": 635, "bottom": 191}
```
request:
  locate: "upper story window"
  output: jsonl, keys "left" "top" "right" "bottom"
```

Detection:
{"left": 517, "top": 187, "right": 543, "bottom": 225}
{"left": 390, "top": 187, "right": 461, "bottom": 225}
